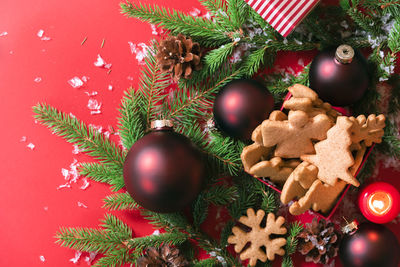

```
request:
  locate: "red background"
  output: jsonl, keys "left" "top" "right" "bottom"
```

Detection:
{"left": 0, "top": 0, "right": 399, "bottom": 266}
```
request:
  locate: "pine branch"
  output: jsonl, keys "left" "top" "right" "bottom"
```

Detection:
{"left": 93, "top": 249, "right": 130, "bottom": 267}
{"left": 121, "top": 1, "right": 231, "bottom": 47}
{"left": 117, "top": 88, "right": 146, "bottom": 150}
{"left": 192, "top": 193, "right": 209, "bottom": 227}
{"left": 239, "top": 46, "right": 270, "bottom": 77}
{"left": 142, "top": 211, "right": 189, "bottom": 231}
{"left": 79, "top": 162, "right": 124, "bottom": 191}
{"left": 203, "top": 185, "right": 238, "bottom": 206}
{"left": 102, "top": 192, "right": 139, "bottom": 211}
{"left": 226, "top": 0, "right": 249, "bottom": 29}
{"left": 388, "top": 20, "right": 400, "bottom": 53}
{"left": 260, "top": 188, "right": 279, "bottom": 214}
{"left": 138, "top": 41, "right": 170, "bottom": 125}
{"left": 193, "top": 258, "right": 221, "bottom": 267}
{"left": 204, "top": 42, "right": 237, "bottom": 75}
{"left": 101, "top": 214, "right": 133, "bottom": 237}
{"left": 125, "top": 232, "right": 188, "bottom": 250}
{"left": 33, "top": 103, "right": 125, "bottom": 168}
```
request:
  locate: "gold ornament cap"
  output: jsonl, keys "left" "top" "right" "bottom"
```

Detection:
{"left": 150, "top": 120, "right": 174, "bottom": 130}
{"left": 341, "top": 219, "right": 359, "bottom": 235}
{"left": 335, "top": 44, "right": 354, "bottom": 64}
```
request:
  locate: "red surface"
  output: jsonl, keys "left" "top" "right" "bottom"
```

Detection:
{"left": 0, "top": 0, "right": 399, "bottom": 266}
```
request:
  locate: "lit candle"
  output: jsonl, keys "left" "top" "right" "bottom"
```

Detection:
{"left": 358, "top": 182, "right": 400, "bottom": 224}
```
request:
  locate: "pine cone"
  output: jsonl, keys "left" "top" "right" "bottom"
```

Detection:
{"left": 136, "top": 244, "right": 189, "bottom": 267}
{"left": 297, "top": 218, "right": 341, "bottom": 265}
{"left": 156, "top": 34, "right": 202, "bottom": 81}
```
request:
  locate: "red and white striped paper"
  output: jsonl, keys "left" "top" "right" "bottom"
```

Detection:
{"left": 245, "top": 0, "right": 320, "bottom": 37}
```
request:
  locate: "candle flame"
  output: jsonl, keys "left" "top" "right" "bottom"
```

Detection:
{"left": 368, "top": 191, "right": 392, "bottom": 215}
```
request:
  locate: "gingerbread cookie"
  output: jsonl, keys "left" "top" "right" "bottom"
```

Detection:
{"left": 349, "top": 114, "right": 385, "bottom": 147}
{"left": 249, "top": 157, "right": 294, "bottom": 186}
{"left": 241, "top": 143, "right": 272, "bottom": 173}
{"left": 301, "top": 116, "right": 359, "bottom": 187}
{"left": 261, "top": 110, "right": 332, "bottom": 158}
{"left": 228, "top": 209, "right": 287, "bottom": 266}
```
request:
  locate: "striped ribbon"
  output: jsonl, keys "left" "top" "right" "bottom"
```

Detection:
{"left": 245, "top": 0, "right": 320, "bottom": 37}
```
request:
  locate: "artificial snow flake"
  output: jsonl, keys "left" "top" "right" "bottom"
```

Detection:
{"left": 72, "top": 144, "right": 82, "bottom": 155}
{"left": 43, "top": 206, "right": 48, "bottom": 211}
{"left": 77, "top": 201, "right": 88, "bottom": 208}
{"left": 27, "top": 143, "right": 35, "bottom": 150}
{"left": 20, "top": 136, "right": 27, "bottom": 142}
{"left": 152, "top": 230, "right": 161, "bottom": 236}
{"left": 85, "top": 91, "right": 98, "bottom": 97}
{"left": 128, "top": 42, "right": 148, "bottom": 65}
{"left": 80, "top": 178, "right": 90, "bottom": 190}
{"left": 150, "top": 24, "right": 164, "bottom": 36}
{"left": 68, "top": 77, "right": 84, "bottom": 89}
{"left": 69, "top": 251, "right": 82, "bottom": 264}
{"left": 39, "top": 255, "right": 45, "bottom": 262}
{"left": 108, "top": 85, "right": 113, "bottom": 91}
{"left": 85, "top": 252, "right": 98, "bottom": 265}
{"left": 87, "top": 99, "right": 102, "bottom": 115}
{"left": 189, "top": 8, "right": 201, "bottom": 17}
{"left": 37, "top": 29, "right": 44, "bottom": 38}
{"left": 34, "top": 77, "right": 42, "bottom": 83}
{"left": 94, "top": 54, "right": 111, "bottom": 69}
{"left": 61, "top": 168, "right": 69, "bottom": 179}
{"left": 127, "top": 76, "right": 134, "bottom": 81}
{"left": 57, "top": 159, "right": 82, "bottom": 189}
{"left": 81, "top": 76, "right": 89, "bottom": 82}
{"left": 57, "top": 183, "right": 71, "bottom": 190}
{"left": 0, "top": 31, "right": 8, "bottom": 37}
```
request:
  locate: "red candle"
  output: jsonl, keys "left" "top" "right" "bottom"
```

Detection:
{"left": 358, "top": 182, "right": 400, "bottom": 224}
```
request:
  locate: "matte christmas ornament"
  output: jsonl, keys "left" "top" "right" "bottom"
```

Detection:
{"left": 123, "top": 120, "right": 205, "bottom": 213}
{"left": 339, "top": 222, "right": 400, "bottom": 267}
{"left": 309, "top": 44, "right": 369, "bottom": 106}
{"left": 213, "top": 79, "right": 274, "bottom": 141}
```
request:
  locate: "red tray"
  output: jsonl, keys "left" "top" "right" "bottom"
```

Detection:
{"left": 254, "top": 92, "right": 374, "bottom": 220}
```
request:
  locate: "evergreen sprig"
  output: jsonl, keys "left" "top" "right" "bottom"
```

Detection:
{"left": 79, "top": 162, "right": 124, "bottom": 191}
{"left": 33, "top": 103, "right": 125, "bottom": 168}
{"left": 102, "top": 192, "right": 139, "bottom": 211}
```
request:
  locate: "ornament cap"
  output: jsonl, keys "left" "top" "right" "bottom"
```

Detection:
{"left": 335, "top": 44, "right": 354, "bottom": 64}
{"left": 342, "top": 219, "right": 359, "bottom": 235}
{"left": 150, "top": 120, "right": 174, "bottom": 130}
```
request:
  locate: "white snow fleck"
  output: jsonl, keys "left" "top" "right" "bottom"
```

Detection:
{"left": 128, "top": 42, "right": 148, "bottom": 65}
{"left": 27, "top": 143, "right": 35, "bottom": 150}
{"left": 189, "top": 8, "right": 201, "bottom": 17}
{"left": 94, "top": 54, "right": 110, "bottom": 68}
{"left": 340, "top": 20, "right": 349, "bottom": 29}
{"left": 80, "top": 178, "right": 90, "bottom": 190}
{"left": 108, "top": 85, "right": 113, "bottom": 91}
{"left": 81, "top": 76, "right": 89, "bottom": 82}
{"left": 202, "top": 12, "right": 211, "bottom": 20}
{"left": 152, "top": 230, "right": 160, "bottom": 236}
{"left": 41, "top": 36, "right": 51, "bottom": 41}
{"left": 34, "top": 77, "right": 42, "bottom": 83}
{"left": 57, "top": 183, "right": 71, "bottom": 190}
{"left": 69, "top": 251, "right": 82, "bottom": 264}
{"left": 127, "top": 76, "right": 134, "bottom": 81}
{"left": 43, "top": 206, "right": 48, "bottom": 211}
{"left": 85, "top": 252, "right": 98, "bottom": 265}
{"left": 87, "top": 99, "right": 102, "bottom": 115}
{"left": 298, "top": 58, "right": 304, "bottom": 66}
{"left": 39, "top": 255, "right": 45, "bottom": 262}
{"left": 0, "top": 31, "right": 8, "bottom": 37}
{"left": 77, "top": 201, "right": 88, "bottom": 208}
{"left": 61, "top": 168, "right": 69, "bottom": 179}
{"left": 72, "top": 144, "right": 82, "bottom": 155}
{"left": 69, "top": 113, "right": 76, "bottom": 118}
{"left": 9, "top": 50, "right": 13, "bottom": 54}
{"left": 85, "top": 91, "right": 98, "bottom": 97}
{"left": 68, "top": 77, "right": 84, "bottom": 89}
{"left": 150, "top": 24, "right": 164, "bottom": 36}
{"left": 20, "top": 136, "right": 27, "bottom": 142}
{"left": 37, "top": 29, "right": 44, "bottom": 38}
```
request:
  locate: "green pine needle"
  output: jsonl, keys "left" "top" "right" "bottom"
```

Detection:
{"left": 102, "top": 192, "right": 140, "bottom": 211}
{"left": 33, "top": 103, "right": 125, "bottom": 168}
{"left": 79, "top": 162, "right": 124, "bottom": 191}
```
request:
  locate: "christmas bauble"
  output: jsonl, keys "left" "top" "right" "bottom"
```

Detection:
{"left": 339, "top": 222, "right": 400, "bottom": 267}
{"left": 123, "top": 121, "right": 205, "bottom": 213}
{"left": 309, "top": 44, "right": 369, "bottom": 106}
{"left": 213, "top": 79, "right": 274, "bottom": 141}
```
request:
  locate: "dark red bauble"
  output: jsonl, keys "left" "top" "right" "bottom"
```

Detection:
{"left": 213, "top": 79, "right": 274, "bottom": 141}
{"left": 123, "top": 126, "right": 205, "bottom": 213}
{"left": 339, "top": 222, "right": 400, "bottom": 267}
{"left": 309, "top": 45, "right": 369, "bottom": 106}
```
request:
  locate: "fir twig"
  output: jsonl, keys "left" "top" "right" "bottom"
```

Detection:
{"left": 33, "top": 103, "right": 125, "bottom": 168}
{"left": 79, "top": 162, "right": 124, "bottom": 191}
{"left": 102, "top": 192, "right": 140, "bottom": 211}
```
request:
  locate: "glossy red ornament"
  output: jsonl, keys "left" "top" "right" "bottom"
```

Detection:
{"left": 339, "top": 222, "right": 400, "bottom": 267}
{"left": 309, "top": 45, "right": 369, "bottom": 106}
{"left": 358, "top": 182, "right": 400, "bottom": 224}
{"left": 123, "top": 121, "right": 205, "bottom": 213}
{"left": 213, "top": 79, "right": 274, "bottom": 141}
